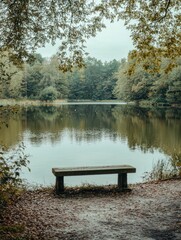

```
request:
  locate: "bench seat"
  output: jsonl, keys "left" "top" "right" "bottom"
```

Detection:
{"left": 52, "top": 165, "right": 136, "bottom": 194}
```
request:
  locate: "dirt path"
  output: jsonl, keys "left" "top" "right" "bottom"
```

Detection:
{"left": 3, "top": 179, "right": 181, "bottom": 240}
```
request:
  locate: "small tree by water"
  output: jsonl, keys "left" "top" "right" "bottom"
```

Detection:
{"left": 39, "top": 86, "right": 58, "bottom": 102}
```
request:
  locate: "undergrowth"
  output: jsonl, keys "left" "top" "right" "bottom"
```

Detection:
{"left": 143, "top": 157, "right": 180, "bottom": 182}
{"left": 0, "top": 143, "right": 29, "bottom": 239}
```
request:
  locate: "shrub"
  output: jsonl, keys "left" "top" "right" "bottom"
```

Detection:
{"left": 39, "top": 86, "right": 58, "bottom": 101}
{"left": 0, "top": 143, "right": 29, "bottom": 216}
{"left": 143, "top": 159, "right": 179, "bottom": 182}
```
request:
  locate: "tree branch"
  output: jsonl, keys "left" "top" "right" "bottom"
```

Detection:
{"left": 157, "top": 0, "right": 171, "bottom": 22}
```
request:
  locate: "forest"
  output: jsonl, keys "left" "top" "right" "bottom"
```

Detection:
{"left": 0, "top": 51, "right": 180, "bottom": 105}
{"left": 0, "top": 1, "right": 180, "bottom": 105}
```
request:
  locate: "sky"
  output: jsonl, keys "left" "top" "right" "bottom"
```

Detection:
{"left": 37, "top": 20, "right": 134, "bottom": 62}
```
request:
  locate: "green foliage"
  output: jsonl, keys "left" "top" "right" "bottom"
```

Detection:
{"left": 170, "top": 152, "right": 181, "bottom": 177}
{"left": 68, "top": 58, "right": 120, "bottom": 100}
{"left": 0, "top": 143, "right": 29, "bottom": 216}
{"left": 0, "top": 50, "right": 24, "bottom": 98}
{"left": 25, "top": 63, "right": 43, "bottom": 99}
{"left": 114, "top": 58, "right": 153, "bottom": 101}
{"left": 114, "top": 54, "right": 181, "bottom": 105}
{"left": 143, "top": 159, "right": 180, "bottom": 182}
{"left": 2, "top": 54, "right": 119, "bottom": 101}
{"left": 39, "top": 86, "right": 58, "bottom": 101}
{"left": 24, "top": 55, "right": 70, "bottom": 100}
{"left": 0, "top": 106, "right": 30, "bottom": 224}
{"left": 0, "top": 1, "right": 180, "bottom": 71}
{"left": 1, "top": 49, "right": 180, "bottom": 105}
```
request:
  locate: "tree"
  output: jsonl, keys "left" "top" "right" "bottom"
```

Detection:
{"left": 68, "top": 58, "right": 120, "bottom": 100}
{"left": 25, "top": 62, "right": 43, "bottom": 99}
{"left": 166, "top": 60, "right": 181, "bottom": 104}
{"left": 149, "top": 57, "right": 181, "bottom": 104}
{"left": 23, "top": 54, "right": 69, "bottom": 100}
{"left": 114, "top": 54, "right": 181, "bottom": 104}
{"left": 84, "top": 58, "right": 104, "bottom": 100}
{"left": 99, "top": 60, "right": 120, "bottom": 100}
{"left": 39, "top": 86, "right": 58, "bottom": 101}
{"left": 0, "top": 50, "right": 24, "bottom": 98}
{"left": 40, "top": 56, "right": 69, "bottom": 99}
{"left": 0, "top": 1, "right": 180, "bottom": 71}
{"left": 68, "top": 68, "right": 86, "bottom": 100}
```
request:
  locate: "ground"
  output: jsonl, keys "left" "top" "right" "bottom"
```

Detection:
{"left": 2, "top": 179, "right": 181, "bottom": 240}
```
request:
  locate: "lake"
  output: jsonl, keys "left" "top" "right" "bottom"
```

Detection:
{"left": 0, "top": 103, "right": 180, "bottom": 187}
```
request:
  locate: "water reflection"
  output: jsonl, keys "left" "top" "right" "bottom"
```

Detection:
{"left": 0, "top": 104, "right": 180, "bottom": 185}
{"left": 112, "top": 106, "right": 181, "bottom": 155}
{"left": 24, "top": 105, "right": 118, "bottom": 144}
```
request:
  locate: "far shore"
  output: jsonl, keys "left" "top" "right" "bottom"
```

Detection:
{"left": 0, "top": 98, "right": 180, "bottom": 107}
{"left": 0, "top": 98, "right": 132, "bottom": 106}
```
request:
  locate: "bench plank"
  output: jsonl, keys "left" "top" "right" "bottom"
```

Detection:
{"left": 52, "top": 165, "right": 136, "bottom": 176}
{"left": 52, "top": 165, "right": 136, "bottom": 194}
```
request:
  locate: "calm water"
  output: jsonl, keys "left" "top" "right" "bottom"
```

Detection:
{"left": 0, "top": 103, "right": 180, "bottom": 187}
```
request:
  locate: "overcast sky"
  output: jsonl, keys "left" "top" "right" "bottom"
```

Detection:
{"left": 37, "top": 20, "right": 134, "bottom": 62}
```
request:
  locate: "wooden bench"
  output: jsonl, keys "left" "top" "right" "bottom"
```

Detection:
{"left": 52, "top": 165, "right": 136, "bottom": 194}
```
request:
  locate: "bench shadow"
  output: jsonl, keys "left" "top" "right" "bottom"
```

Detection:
{"left": 53, "top": 184, "right": 133, "bottom": 198}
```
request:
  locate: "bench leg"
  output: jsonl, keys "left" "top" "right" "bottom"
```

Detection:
{"left": 55, "top": 176, "right": 64, "bottom": 194}
{"left": 118, "top": 173, "right": 128, "bottom": 190}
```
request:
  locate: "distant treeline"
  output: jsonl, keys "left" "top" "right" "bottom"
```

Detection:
{"left": 0, "top": 51, "right": 181, "bottom": 104}
{"left": 114, "top": 56, "right": 181, "bottom": 105}
{"left": 0, "top": 53, "right": 120, "bottom": 101}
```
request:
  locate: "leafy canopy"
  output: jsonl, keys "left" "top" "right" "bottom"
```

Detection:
{"left": 0, "top": 0, "right": 180, "bottom": 71}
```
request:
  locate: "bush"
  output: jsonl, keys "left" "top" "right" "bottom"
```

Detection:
{"left": 0, "top": 143, "right": 29, "bottom": 216}
{"left": 39, "top": 86, "right": 58, "bottom": 101}
{"left": 143, "top": 159, "right": 179, "bottom": 182}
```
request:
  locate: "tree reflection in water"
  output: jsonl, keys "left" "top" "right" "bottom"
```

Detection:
{"left": 0, "top": 104, "right": 180, "bottom": 181}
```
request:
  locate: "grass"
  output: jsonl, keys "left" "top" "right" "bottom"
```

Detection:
{"left": 143, "top": 159, "right": 180, "bottom": 182}
{"left": 0, "top": 98, "right": 68, "bottom": 106}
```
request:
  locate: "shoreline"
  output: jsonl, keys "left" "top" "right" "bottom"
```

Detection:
{"left": 0, "top": 98, "right": 181, "bottom": 108}
{"left": 2, "top": 178, "right": 181, "bottom": 240}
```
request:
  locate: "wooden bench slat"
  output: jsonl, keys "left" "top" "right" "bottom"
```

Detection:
{"left": 52, "top": 165, "right": 136, "bottom": 177}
